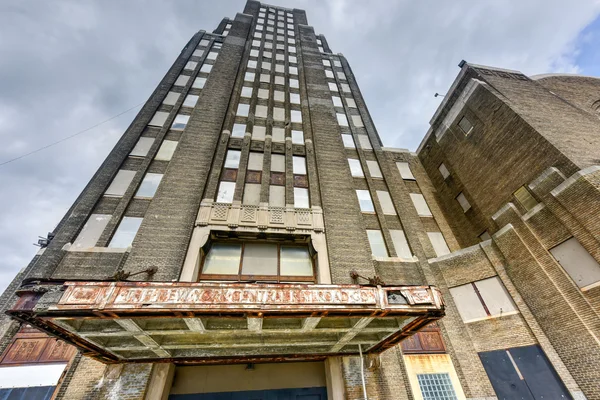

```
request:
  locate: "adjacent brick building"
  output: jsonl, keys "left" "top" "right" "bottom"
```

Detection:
{"left": 1, "top": 2, "right": 599, "bottom": 399}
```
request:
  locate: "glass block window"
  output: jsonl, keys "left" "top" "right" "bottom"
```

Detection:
{"left": 417, "top": 373, "right": 458, "bottom": 400}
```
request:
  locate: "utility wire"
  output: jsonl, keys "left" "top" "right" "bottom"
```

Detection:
{"left": 0, "top": 102, "right": 145, "bottom": 167}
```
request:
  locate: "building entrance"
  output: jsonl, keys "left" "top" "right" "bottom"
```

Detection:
{"left": 169, "top": 386, "right": 327, "bottom": 400}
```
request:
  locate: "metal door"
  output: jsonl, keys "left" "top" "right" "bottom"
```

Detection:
{"left": 169, "top": 386, "right": 327, "bottom": 400}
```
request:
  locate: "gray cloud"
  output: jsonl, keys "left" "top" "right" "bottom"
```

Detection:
{"left": 0, "top": 0, "right": 598, "bottom": 292}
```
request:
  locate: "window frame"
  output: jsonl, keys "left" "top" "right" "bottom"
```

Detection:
{"left": 199, "top": 240, "right": 317, "bottom": 283}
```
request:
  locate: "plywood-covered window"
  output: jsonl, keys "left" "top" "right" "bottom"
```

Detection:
{"left": 427, "top": 232, "right": 450, "bottom": 257}
{"left": 410, "top": 193, "right": 432, "bottom": 217}
{"left": 550, "top": 237, "right": 600, "bottom": 290}
{"left": 450, "top": 277, "right": 517, "bottom": 323}
{"left": 367, "top": 230, "right": 388, "bottom": 257}
{"left": 513, "top": 186, "right": 538, "bottom": 211}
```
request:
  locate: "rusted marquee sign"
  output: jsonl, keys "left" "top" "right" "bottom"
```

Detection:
{"left": 8, "top": 281, "right": 445, "bottom": 364}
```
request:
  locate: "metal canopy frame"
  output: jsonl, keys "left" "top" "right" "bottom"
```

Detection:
{"left": 7, "top": 281, "right": 444, "bottom": 364}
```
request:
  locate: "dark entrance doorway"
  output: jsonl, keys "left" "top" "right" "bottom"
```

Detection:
{"left": 169, "top": 386, "right": 327, "bottom": 400}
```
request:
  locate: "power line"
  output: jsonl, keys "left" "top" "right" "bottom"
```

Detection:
{"left": 0, "top": 102, "right": 145, "bottom": 168}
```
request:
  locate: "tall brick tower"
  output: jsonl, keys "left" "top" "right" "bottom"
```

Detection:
{"left": 1, "top": 1, "right": 600, "bottom": 399}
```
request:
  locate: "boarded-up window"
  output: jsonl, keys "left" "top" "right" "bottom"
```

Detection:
{"left": 148, "top": 111, "right": 169, "bottom": 127}
{"left": 351, "top": 115, "right": 364, "bottom": 127}
{"left": 272, "top": 127, "right": 285, "bottom": 143}
{"left": 248, "top": 153, "right": 264, "bottom": 171}
{"left": 367, "top": 230, "right": 388, "bottom": 257}
{"left": 456, "top": 192, "right": 471, "bottom": 212}
{"left": 390, "top": 230, "right": 412, "bottom": 259}
{"left": 243, "top": 183, "right": 261, "bottom": 205}
{"left": 427, "top": 232, "right": 450, "bottom": 257}
{"left": 458, "top": 116, "right": 473, "bottom": 134}
{"left": 155, "top": 140, "right": 178, "bottom": 161}
{"left": 513, "top": 186, "right": 537, "bottom": 211}
{"left": 410, "top": 193, "right": 432, "bottom": 217}
{"left": 271, "top": 154, "right": 286, "bottom": 172}
{"left": 396, "top": 162, "right": 415, "bottom": 180}
{"left": 348, "top": 159, "right": 363, "bottom": 177}
{"left": 162, "top": 91, "right": 180, "bottom": 106}
{"left": 357, "top": 135, "right": 372, "bottom": 150}
{"left": 550, "top": 237, "right": 600, "bottom": 289}
{"left": 269, "top": 185, "right": 285, "bottom": 207}
{"left": 376, "top": 191, "right": 396, "bottom": 215}
{"left": 438, "top": 163, "right": 450, "bottom": 179}
{"left": 72, "top": 214, "right": 111, "bottom": 249}
{"left": 105, "top": 170, "right": 136, "bottom": 197}
{"left": 130, "top": 137, "right": 154, "bottom": 157}
{"left": 342, "top": 134, "right": 355, "bottom": 148}
{"left": 174, "top": 75, "right": 190, "bottom": 87}
{"left": 366, "top": 161, "right": 382, "bottom": 178}
{"left": 450, "top": 277, "right": 517, "bottom": 323}
{"left": 356, "top": 190, "right": 374, "bottom": 212}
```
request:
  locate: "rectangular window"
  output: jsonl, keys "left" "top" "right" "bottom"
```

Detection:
{"left": 135, "top": 173, "right": 163, "bottom": 198}
{"left": 396, "top": 162, "right": 415, "bottom": 180}
{"left": 256, "top": 105, "right": 268, "bottom": 118}
{"left": 341, "top": 83, "right": 351, "bottom": 92}
{"left": 182, "top": 94, "right": 199, "bottom": 108}
{"left": 291, "top": 110, "right": 302, "bottom": 123}
{"left": 341, "top": 134, "right": 355, "bottom": 148}
{"left": 248, "top": 152, "right": 264, "bottom": 171}
{"left": 356, "top": 190, "right": 374, "bottom": 212}
{"left": 273, "top": 107, "right": 285, "bottom": 121}
{"left": 479, "top": 231, "right": 491, "bottom": 242}
{"left": 438, "top": 162, "right": 450, "bottom": 179}
{"left": 105, "top": 170, "right": 136, "bottom": 197}
{"left": 262, "top": 61, "right": 271, "bottom": 71}
{"left": 458, "top": 116, "right": 473, "bottom": 134}
{"left": 336, "top": 113, "right": 348, "bottom": 126}
{"left": 351, "top": 115, "right": 364, "bottom": 127}
{"left": 417, "top": 373, "right": 458, "bottom": 400}
{"left": 243, "top": 183, "right": 261, "bottom": 205}
{"left": 261, "top": 73, "right": 270, "bottom": 83}
{"left": 367, "top": 230, "right": 388, "bottom": 257}
{"left": 293, "top": 156, "right": 306, "bottom": 175}
{"left": 410, "top": 193, "right": 432, "bottom": 217}
{"left": 225, "top": 150, "right": 241, "bottom": 169}
{"left": 513, "top": 186, "right": 537, "bottom": 211}
{"left": 201, "top": 242, "right": 314, "bottom": 282}
{"left": 390, "top": 230, "right": 412, "bottom": 259}
{"left": 269, "top": 185, "right": 285, "bottom": 207}
{"left": 253, "top": 125, "right": 266, "bottom": 141}
{"left": 322, "top": 59, "right": 331, "bottom": 67}
{"left": 155, "top": 140, "right": 178, "bottom": 161}
{"left": 456, "top": 192, "right": 471, "bottom": 212}
{"left": 244, "top": 72, "right": 255, "bottom": 82}
{"left": 348, "top": 159, "right": 363, "bottom": 177}
{"left": 289, "top": 66, "right": 298, "bottom": 75}
{"left": 171, "top": 114, "right": 190, "bottom": 130}
{"left": 274, "top": 90, "right": 284, "bottom": 102}
{"left": 550, "top": 237, "right": 600, "bottom": 289}
{"left": 294, "top": 187, "right": 310, "bottom": 208}
{"left": 271, "top": 154, "right": 286, "bottom": 172}
{"left": 108, "top": 217, "right": 143, "bottom": 248}
{"left": 148, "top": 111, "right": 169, "bottom": 127}
{"left": 328, "top": 82, "right": 338, "bottom": 92}
{"left": 258, "top": 88, "right": 269, "bottom": 99}
{"left": 376, "top": 191, "right": 396, "bottom": 215}
{"left": 130, "top": 137, "right": 154, "bottom": 157}
{"left": 163, "top": 91, "right": 180, "bottom": 106}
{"left": 199, "top": 39, "right": 210, "bottom": 47}
{"left": 366, "top": 160, "right": 382, "bottom": 178}
{"left": 72, "top": 214, "right": 111, "bottom": 250}
{"left": 450, "top": 277, "right": 517, "bottom": 323}
{"left": 332, "top": 96, "right": 342, "bottom": 107}
{"left": 217, "top": 181, "right": 236, "bottom": 203}
{"left": 193, "top": 77, "right": 206, "bottom": 89}
{"left": 291, "top": 130, "right": 304, "bottom": 144}
{"left": 237, "top": 103, "right": 250, "bottom": 117}
{"left": 427, "top": 232, "right": 450, "bottom": 257}
{"left": 290, "top": 93, "right": 300, "bottom": 104}
{"left": 174, "top": 75, "right": 190, "bottom": 86}
{"left": 325, "top": 70, "right": 334, "bottom": 79}
{"left": 184, "top": 61, "right": 197, "bottom": 70}
{"left": 241, "top": 86, "right": 253, "bottom": 97}
{"left": 357, "top": 135, "right": 372, "bottom": 150}
{"left": 271, "top": 127, "right": 284, "bottom": 142}
{"left": 290, "top": 79, "right": 299, "bottom": 88}
{"left": 337, "top": 71, "right": 346, "bottom": 80}
{"left": 231, "top": 123, "right": 246, "bottom": 138}
{"left": 192, "top": 49, "right": 204, "bottom": 57}
{"left": 346, "top": 98, "right": 357, "bottom": 108}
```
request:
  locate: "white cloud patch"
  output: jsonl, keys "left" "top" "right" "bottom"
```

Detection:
{"left": 0, "top": 0, "right": 598, "bottom": 292}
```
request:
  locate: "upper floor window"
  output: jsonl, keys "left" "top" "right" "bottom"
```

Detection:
{"left": 456, "top": 192, "right": 471, "bottom": 212}
{"left": 550, "top": 237, "right": 600, "bottom": 290}
{"left": 513, "top": 186, "right": 538, "bottom": 211}
{"left": 200, "top": 238, "right": 316, "bottom": 283}
{"left": 458, "top": 116, "right": 473, "bottom": 135}
{"left": 396, "top": 162, "right": 415, "bottom": 180}
{"left": 438, "top": 163, "right": 450, "bottom": 179}
{"left": 449, "top": 277, "right": 517, "bottom": 323}
{"left": 108, "top": 217, "right": 143, "bottom": 248}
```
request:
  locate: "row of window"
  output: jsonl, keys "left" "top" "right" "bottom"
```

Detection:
{"left": 366, "top": 228, "right": 450, "bottom": 259}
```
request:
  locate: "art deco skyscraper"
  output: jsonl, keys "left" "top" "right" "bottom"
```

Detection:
{"left": 2, "top": 1, "right": 600, "bottom": 399}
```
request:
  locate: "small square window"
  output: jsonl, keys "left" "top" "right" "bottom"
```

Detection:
{"left": 341, "top": 134, "right": 355, "bottom": 148}
{"left": 289, "top": 66, "right": 298, "bottom": 75}
{"left": 232, "top": 123, "right": 246, "bottom": 138}
{"left": 325, "top": 70, "right": 334, "bottom": 79}
{"left": 348, "top": 159, "right": 363, "bottom": 177}
{"left": 293, "top": 156, "right": 306, "bottom": 175}
{"left": 290, "top": 93, "right": 300, "bottom": 104}
{"left": 171, "top": 114, "right": 190, "bottom": 130}
{"left": 272, "top": 127, "right": 285, "bottom": 142}
{"left": 274, "top": 90, "right": 285, "bottom": 102}
{"left": 357, "top": 135, "right": 372, "bottom": 150}
{"left": 184, "top": 61, "right": 197, "bottom": 71}
{"left": 456, "top": 192, "right": 471, "bottom": 212}
{"left": 244, "top": 72, "right": 255, "bottom": 82}
{"left": 248, "top": 60, "right": 257, "bottom": 69}
{"left": 162, "top": 91, "right": 180, "bottom": 106}
{"left": 200, "top": 64, "right": 212, "bottom": 73}
{"left": 256, "top": 105, "right": 268, "bottom": 118}
{"left": 273, "top": 107, "right": 285, "bottom": 121}
{"left": 250, "top": 49, "right": 259, "bottom": 57}
{"left": 217, "top": 181, "right": 236, "bottom": 203}
{"left": 199, "top": 39, "right": 210, "bottom": 47}
{"left": 346, "top": 98, "right": 357, "bottom": 108}
{"left": 351, "top": 115, "right": 364, "bottom": 127}
{"left": 275, "top": 64, "right": 285, "bottom": 73}
{"left": 290, "top": 79, "right": 299, "bottom": 88}
{"left": 292, "top": 130, "right": 304, "bottom": 144}
{"left": 336, "top": 113, "right": 348, "bottom": 126}
{"left": 225, "top": 150, "right": 241, "bottom": 169}
{"left": 193, "top": 77, "right": 206, "bottom": 89}
{"left": 356, "top": 190, "right": 374, "bottom": 212}
{"left": 155, "top": 140, "right": 178, "bottom": 161}
{"left": 174, "top": 75, "right": 190, "bottom": 87}
{"left": 237, "top": 103, "right": 250, "bottom": 117}
{"left": 130, "top": 137, "right": 154, "bottom": 157}
{"left": 458, "top": 116, "right": 473, "bottom": 134}
{"left": 322, "top": 59, "right": 331, "bottom": 67}
{"left": 258, "top": 88, "right": 269, "bottom": 99}
{"left": 341, "top": 83, "right": 351, "bottom": 92}
{"left": 241, "top": 86, "right": 253, "bottom": 98}
{"left": 207, "top": 52, "right": 218, "bottom": 60}
{"left": 438, "top": 163, "right": 450, "bottom": 179}
{"left": 291, "top": 110, "right": 302, "bottom": 123}
{"left": 260, "top": 73, "right": 270, "bottom": 83}
{"left": 262, "top": 61, "right": 271, "bottom": 71}
{"left": 332, "top": 96, "right": 343, "bottom": 107}
{"left": 328, "top": 82, "right": 338, "bottom": 92}
{"left": 263, "top": 51, "right": 272, "bottom": 59}
{"left": 289, "top": 55, "right": 297, "bottom": 64}
{"left": 337, "top": 71, "right": 346, "bottom": 80}
{"left": 182, "top": 95, "right": 199, "bottom": 108}
{"left": 253, "top": 125, "right": 266, "bottom": 141}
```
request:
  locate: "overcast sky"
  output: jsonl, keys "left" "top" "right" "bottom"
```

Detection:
{"left": 0, "top": 0, "right": 599, "bottom": 293}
